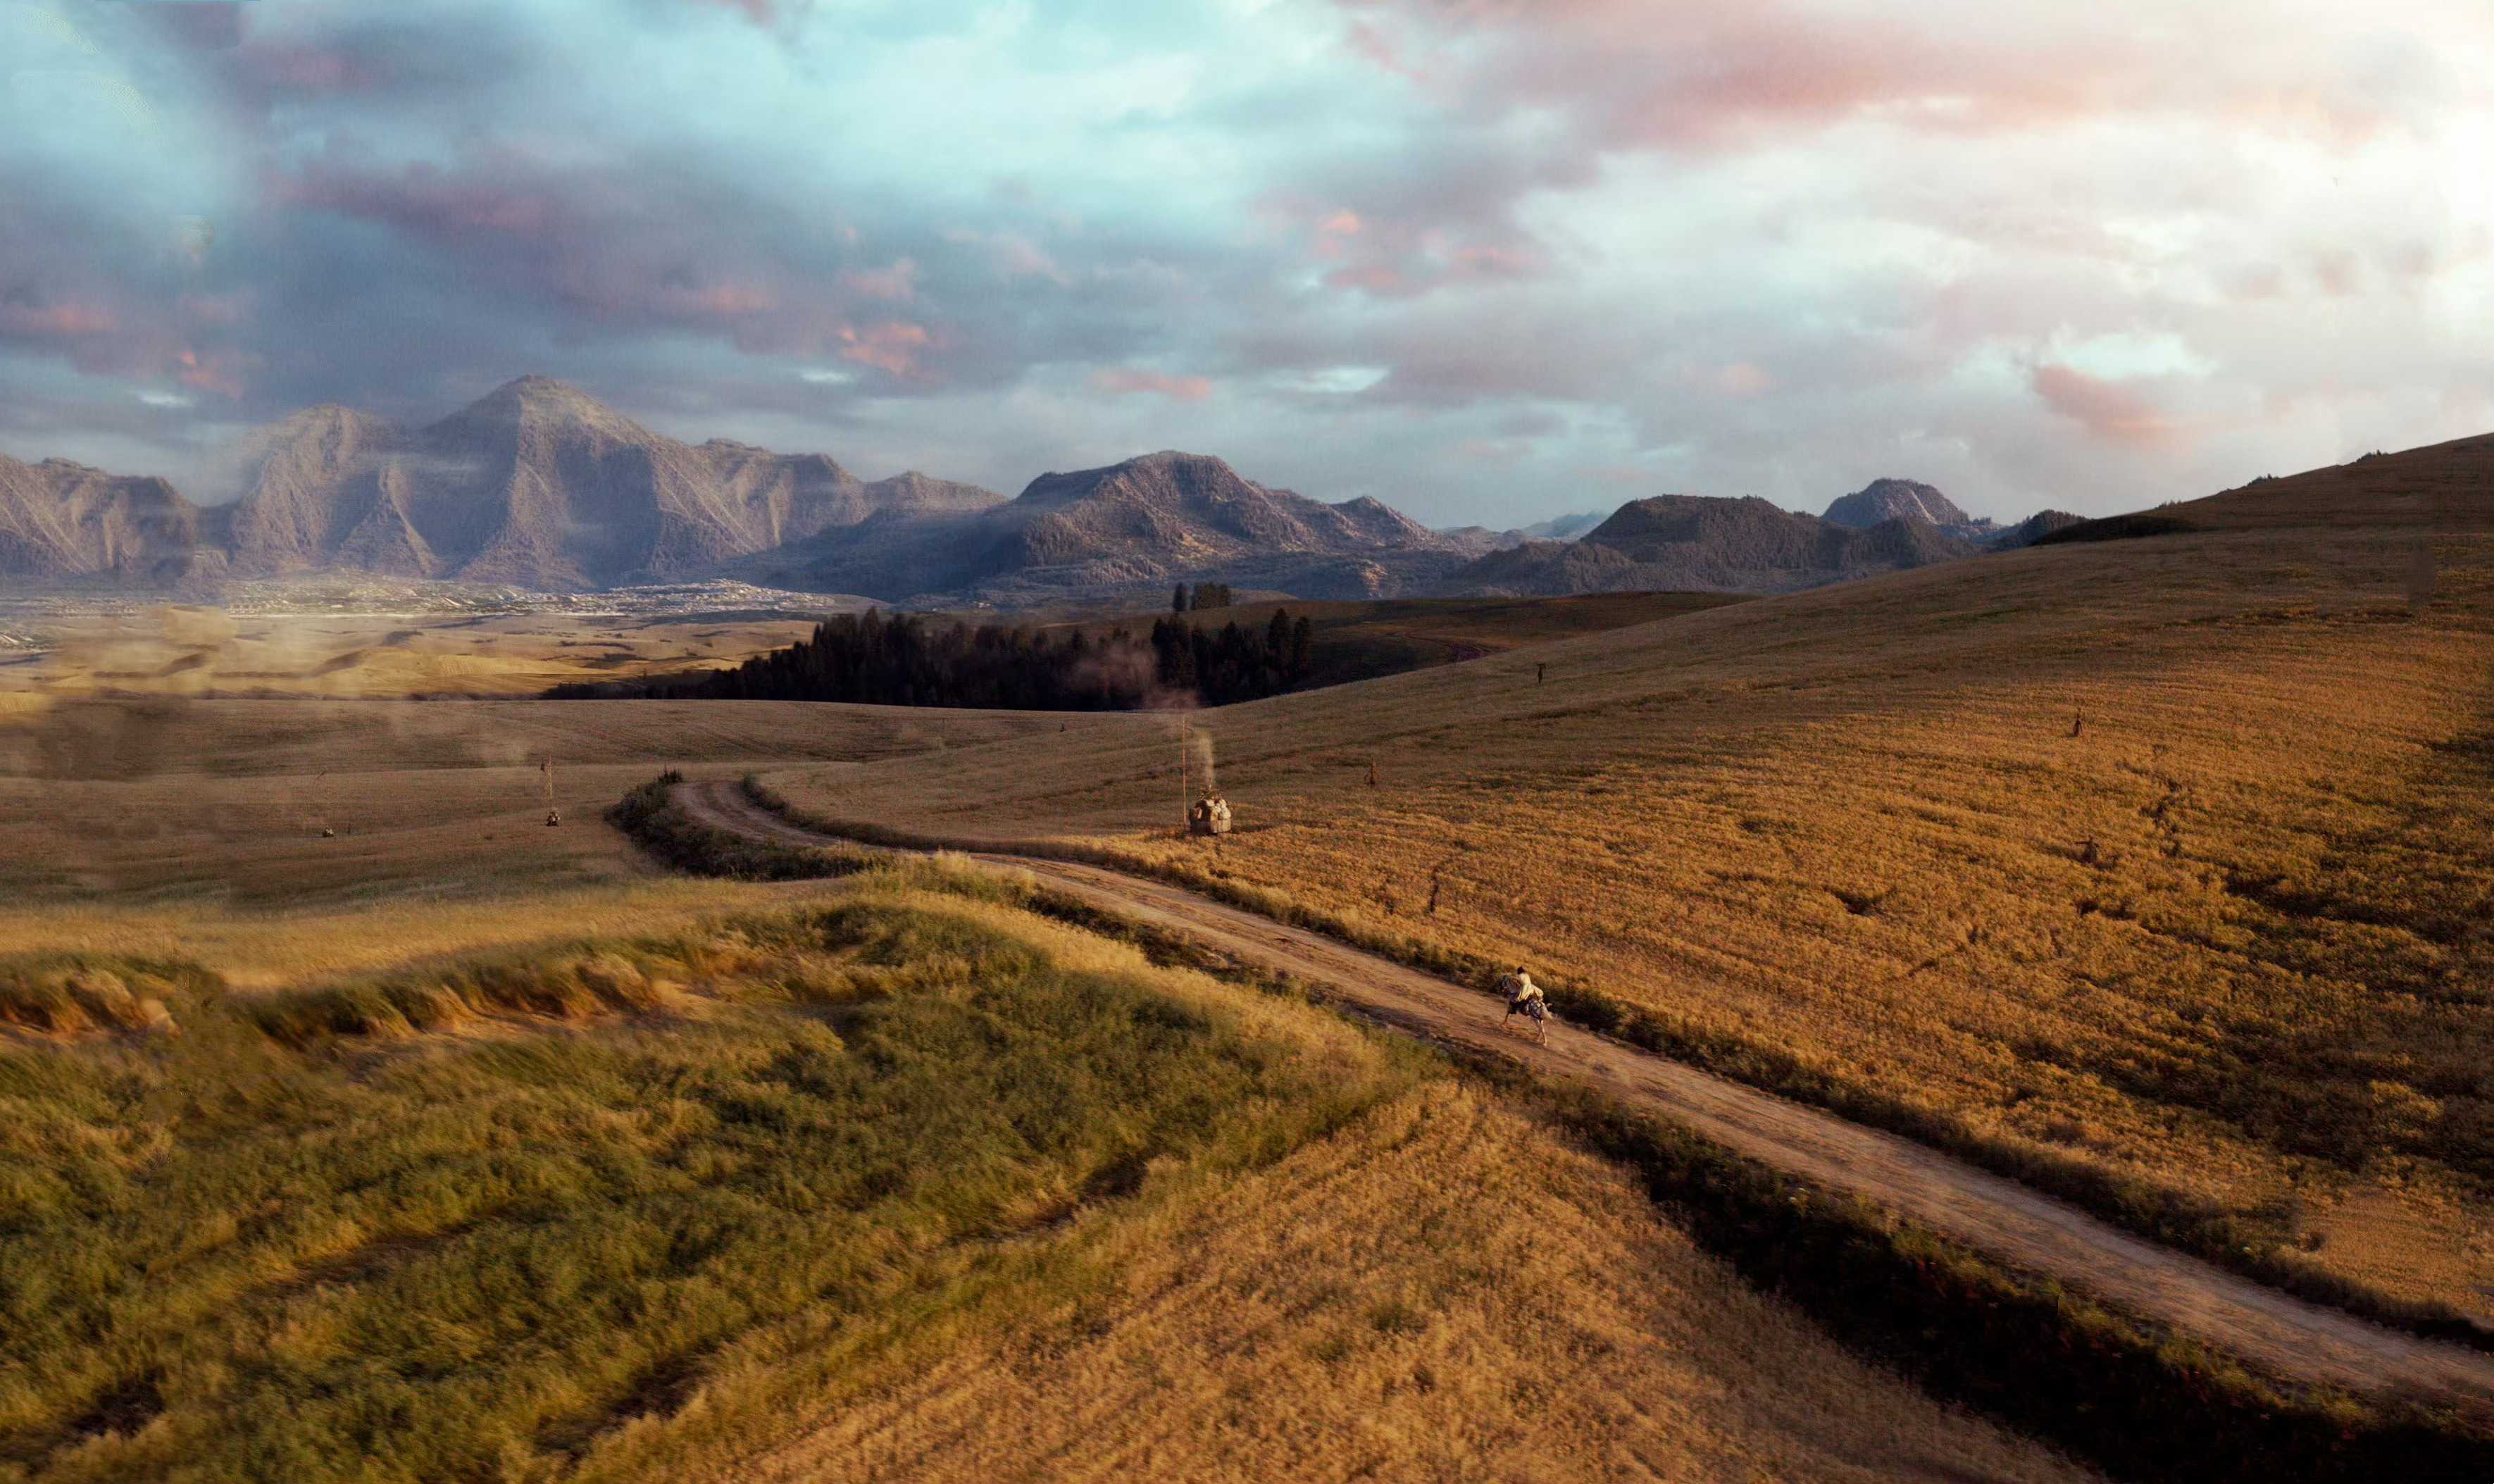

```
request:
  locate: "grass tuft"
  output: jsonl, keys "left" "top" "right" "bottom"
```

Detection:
{"left": 609, "top": 773, "right": 872, "bottom": 881}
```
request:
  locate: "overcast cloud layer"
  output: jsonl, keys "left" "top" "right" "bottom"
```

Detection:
{"left": 2, "top": 0, "right": 2488, "bottom": 524}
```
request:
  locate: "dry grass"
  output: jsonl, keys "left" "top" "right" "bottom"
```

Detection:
{"left": 0, "top": 697, "right": 1070, "bottom": 910}
{"left": 718, "top": 1078, "right": 2089, "bottom": 1484}
{"left": 758, "top": 434, "right": 2494, "bottom": 1320}
{"left": 0, "top": 882, "right": 2092, "bottom": 1484}
{"left": 0, "top": 692, "right": 1074, "bottom": 1005}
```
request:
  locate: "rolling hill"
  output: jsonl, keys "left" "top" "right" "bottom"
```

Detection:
{"left": 749, "top": 430, "right": 2494, "bottom": 1329}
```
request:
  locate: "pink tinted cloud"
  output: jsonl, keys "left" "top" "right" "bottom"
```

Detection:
{"left": 235, "top": 42, "right": 387, "bottom": 98}
{"left": 1283, "top": 192, "right": 1547, "bottom": 297}
{"left": 695, "top": 0, "right": 776, "bottom": 25}
{"left": 1345, "top": 21, "right": 1421, "bottom": 80}
{"left": 178, "top": 292, "right": 252, "bottom": 328}
{"left": 1340, "top": 0, "right": 2428, "bottom": 155}
{"left": 838, "top": 321, "right": 934, "bottom": 377}
{"left": 839, "top": 259, "right": 919, "bottom": 302}
{"left": 1092, "top": 368, "right": 1214, "bottom": 401}
{"left": 944, "top": 229, "right": 1069, "bottom": 284}
{"left": 1445, "top": 242, "right": 1539, "bottom": 279}
{"left": 142, "top": 1, "right": 243, "bottom": 50}
{"left": 1716, "top": 361, "right": 1773, "bottom": 396}
{"left": 278, "top": 158, "right": 559, "bottom": 237}
{"left": 658, "top": 282, "right": 775, "bottom": 318}
{"left": 2031, "top": 363, "right": 2181, "bottom": 447}
{"left": 1457, "top": 437, "right": 1526, "bottom": 464}
{"left": 174, "top": 349, "right": 249, "bottom": 399}
{"left": 1313, "top": 210, "right": 1364, "bottom": 259}
{"left": 0, "top": 301, "right": 120, "bottom": 339}
{"left": 0, "top": 293, "right": 256, "bottom": 397}
{"left": 1325, "top": 265, "right": 1407, "bottom": 295}
{"left": 1321, "top": 238, "right": 1540, "bottom": 297}
{"left": 270, "top": 153, "right": 837, "bottom": 347}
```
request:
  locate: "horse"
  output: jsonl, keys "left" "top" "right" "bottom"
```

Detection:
{"left": 1502, "top": 994, "right": 1549, "bottom": 1045}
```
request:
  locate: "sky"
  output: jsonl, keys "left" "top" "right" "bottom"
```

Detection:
{"left": 2, "top": 0, "right": 2488, "bottom": 527}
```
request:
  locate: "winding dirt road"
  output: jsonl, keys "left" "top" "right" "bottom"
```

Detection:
{"left": 678, "top": 779, "right": 2494, "bottom": 1411}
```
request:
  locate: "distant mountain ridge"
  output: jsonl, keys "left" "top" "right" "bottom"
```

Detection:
{"left": 0, "top": 456, "right": 227, "bottom": 585}
{"left": 218, "top": 376, "right": 1001, "bottom": 589}
{"left": 735, "top": 449, "right": 1471, "bottom": 604}
{"left": 1823, "top": 478, "right": 1967, "bottom": 528}
{"left": 1435, "top": 509, "right": 1607, "bottom": 555}
{"left": 1446, "top": 493, "right": 1980, "bottom": 597}
{"left": 0, "top": 378, "right": 2076, "bottom": 603}
{"left": 1985, "top": 509, "right": 2085, "bottom": 549}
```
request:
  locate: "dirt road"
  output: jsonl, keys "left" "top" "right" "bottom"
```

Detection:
{"left": 678, "top": 779, "right": 2494, "bottom": 1409}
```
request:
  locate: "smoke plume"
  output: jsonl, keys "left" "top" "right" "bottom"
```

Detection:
{"left": 1189, "top": 725, "right": 1216, "bottom": 794}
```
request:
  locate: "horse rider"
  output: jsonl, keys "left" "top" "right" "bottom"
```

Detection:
{"left": 1499, "top": 965, "right": 1548, "bottom": 1034}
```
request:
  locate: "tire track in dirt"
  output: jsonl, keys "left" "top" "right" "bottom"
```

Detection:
{"left": 677, "top": 779, "right": 2494, "bottom": 1411}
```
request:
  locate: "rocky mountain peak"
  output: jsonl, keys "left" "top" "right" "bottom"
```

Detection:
{"left": 1823, "top": 478, "right": 1973, "bottom": 530}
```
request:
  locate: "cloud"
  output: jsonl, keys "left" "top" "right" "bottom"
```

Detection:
{"left": 0, "top": 301, "right": 120, "bottom": 339}
{"left": 1716, "top": 362, "right": 1774, "bottom": 397}
{"left": 1342, "top": 20, "right": 1418, "bottom": 80}
{"left": 838, "top": 321, "right": 935, "bottom": 378}
{"left": 839, "top": 259, "right": 918, "bottom": 302}
{"left": 1092, "top": 368, "right": 1215, "bottom": 401}
{"left": 694, "top": 0, "right": 778, "bottom": 25}
{"left": 2030, "top": 363, "right": 2183, "bottom": 447}
{"left": 0, "top": 0, "right": 2485, "bottom": 528}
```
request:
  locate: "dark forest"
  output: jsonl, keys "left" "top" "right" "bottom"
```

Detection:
{"left": 549, "top": 609, "right": 1317, "bottom": 709}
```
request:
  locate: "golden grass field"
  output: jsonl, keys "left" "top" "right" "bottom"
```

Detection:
{"left": 0, "top": 875, "right": 2093, "bottom": 1484}
{"left": 757, "top": 436, "right": 2494, "bottom": 1321}
{"left": 0, "top": 637, "right": 2103, "bottom": 1478}
{"left": 0, "top": 698, "right": 1067, "bottom": 918}
{"left": 721, "top": 1073, "right": 2088, "bottom": 1484}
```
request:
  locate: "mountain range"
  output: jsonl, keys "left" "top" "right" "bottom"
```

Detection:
{"left": 0, "top": 378, "right": 2070, "bottom": 605}
{"left": 730, "top": 448, "right": 1474, "bottom": 604}
{"left": 0, "top": 458, "right": 229, "bottom": 585}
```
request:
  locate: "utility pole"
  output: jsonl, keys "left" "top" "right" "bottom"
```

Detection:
{"left": 1178, "top": 714, "right": 1188, "bottom": 833}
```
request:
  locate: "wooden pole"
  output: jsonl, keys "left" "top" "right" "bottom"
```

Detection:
{"left": 1178, "top": 715, "right": 1188, "bottom": 833}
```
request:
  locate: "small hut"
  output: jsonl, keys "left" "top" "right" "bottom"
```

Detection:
{"left": 1187, "top": 794, "right": 1233, "bottom": 836}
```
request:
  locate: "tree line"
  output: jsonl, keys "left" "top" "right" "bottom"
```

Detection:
{"left": 547, "top": 606, "right": 1317, "bottom": 711}
{"left": 1149, "top": 609, "right": 1313, "bottom": 706}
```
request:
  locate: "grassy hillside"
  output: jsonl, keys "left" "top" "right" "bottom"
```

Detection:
{"left": 0, "top": 879, "right": 2088, "bottom": 1484}
{"left": 756, "top": 433, "right": 2494, "bottom": 1321}
{"left": 0, "top": 699, "right": 1078, "bottom": 911}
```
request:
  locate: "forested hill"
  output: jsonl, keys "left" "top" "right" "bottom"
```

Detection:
{"left": 549, "top": 608, "right": 1317, "bottom": 709}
